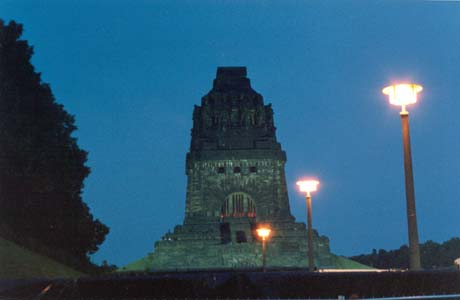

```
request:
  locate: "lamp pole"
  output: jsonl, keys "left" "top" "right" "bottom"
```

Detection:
{"left": 262, "top": 236, "right": 267, "bottom": 272}
{"left": 256, "top": 227, "right": 271, "bottom": 272}
{"left": 306, "top": 191, "right": 315, "bottom": 272}
{"left": 296, "top": 179, "right": 319, "bottom": 272}
{"left": 383, "top": 84, "right": 423, "bottom": 270}
{"left": 400, "top": 109, "right": 422, "bottom": 270}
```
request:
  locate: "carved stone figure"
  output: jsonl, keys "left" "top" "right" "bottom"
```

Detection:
{"left": 256, "top": 105, "right": 265, "bottom": 126}
{"left": 231, "top": 108, "right": 239, "bottom": 126}
{"left": 241, "top": 108, "right": 250, "bottom": 128}
{"left": 202, "top": 106, "right": 212, "bottom": 129}
{"left": 220, "top": 109, "right": 230, "bottom": 130}
{"left": 265, "top": 105, "right": 274, "bottom": 128}
{"left": 193, "top": 105, "right": 201, "bottom": 129}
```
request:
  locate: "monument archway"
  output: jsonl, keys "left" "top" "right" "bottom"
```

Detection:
{"left": 220, "top": 192, "right": 256, "bottom": 218}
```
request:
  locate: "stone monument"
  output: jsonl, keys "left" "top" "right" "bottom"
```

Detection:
{"left": 125, "top": 67, "right": 358, "bottom": 271}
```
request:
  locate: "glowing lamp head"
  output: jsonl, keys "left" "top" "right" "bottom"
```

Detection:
{"left": 382, "top": 83, "right": 423, "bottom": 112}
{"left": 296, "top": 180, "right": 320, "bottom": 196}
{"left": 256, "top": 227, "right": 271, "bottom": 240}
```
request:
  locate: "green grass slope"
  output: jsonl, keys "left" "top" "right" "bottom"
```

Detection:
{"left": 120, "top": 253, "right": 154, "bottom": 272}
{"left": 333, "top": 255, "right": 375, "bottom": 270}
{"left": 0, "top": 237, "right": 83, "bottom": 279}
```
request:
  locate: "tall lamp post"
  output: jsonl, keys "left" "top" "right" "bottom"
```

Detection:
{"left": 256, "top": 227, "right": 271, "bottom": 272}
{"left": 296, "top": 179, "right": 320, "bottom": 272}
{"left": 382, "top": 83, "right": 423, "bottom": 270}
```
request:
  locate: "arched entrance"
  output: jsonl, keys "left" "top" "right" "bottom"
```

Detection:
{"left": 220, "top": 192, "right": 256, "bottom": 218}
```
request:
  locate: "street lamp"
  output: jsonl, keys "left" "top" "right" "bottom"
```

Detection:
{"left": 382, "top": 83, "right": 423, "bottom": 270}
{"left": 296, "top": 179, "right": 320, "bottom": 272}
{"left": 256, "top": 227, "right": 271, "bottom": 272}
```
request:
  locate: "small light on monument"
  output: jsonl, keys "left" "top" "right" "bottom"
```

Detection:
{"left": 256, "top": 227, "right": 271, "bottom": 240}
{"left": 382, "top": 83, "right": 423, "bottom": 113}
{"left": 257, "top": 226, "right": 271, "bottom": 272}
{"left": 296, "top": 180, "right": 320, "bottom": 195}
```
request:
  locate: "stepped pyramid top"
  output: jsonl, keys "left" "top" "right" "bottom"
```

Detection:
{"left": 189, "top": 67, "right": 280, "bottom": 152}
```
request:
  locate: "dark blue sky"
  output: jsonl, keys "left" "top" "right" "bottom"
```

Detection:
{"left": 2, "top": 0, "right": 459, "bottom": 267}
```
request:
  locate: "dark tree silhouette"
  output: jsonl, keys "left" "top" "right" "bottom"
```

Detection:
{"left": 351, "top": 238, "right": 460, "bottom": 269}
{"left": 0, "top": 20, "right": 108, "bottom": 269}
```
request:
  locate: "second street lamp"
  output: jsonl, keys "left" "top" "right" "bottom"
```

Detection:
{"left": 382, "top": 83, "right": 423, "bottom": 270}
{"left": 256, "top": 227, "right": 271, "bottom": 272}
{"left": 296, "top": 179, "right": 320, "bottom": 272}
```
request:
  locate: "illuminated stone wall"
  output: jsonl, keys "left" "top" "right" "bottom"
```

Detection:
{"left": 184, "top": 158, "right": 291, "bottom": 221}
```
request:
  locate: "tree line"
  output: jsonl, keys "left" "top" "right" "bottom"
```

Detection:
{"left": 0, "top": 20, "right": 111, "bottom": 273}
{"left": 350, "top": 238, "right": 460, "bottom": 269}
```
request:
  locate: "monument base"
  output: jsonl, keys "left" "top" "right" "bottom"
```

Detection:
{"left": 124, "top": 218, "right": 339, "bottom": 271}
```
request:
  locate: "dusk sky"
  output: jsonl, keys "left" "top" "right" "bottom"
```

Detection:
{"left": 2, "top": 0, "right": 459, "bottom": 267}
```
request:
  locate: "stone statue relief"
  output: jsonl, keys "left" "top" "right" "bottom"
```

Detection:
{"left": 220, "top": 109, "right": 230, "bottom": 131}
{"left": 231, "top": 109, "right": 239, "bottom": 126}
{"left": 213, "top": 111, "right": 221, "bottom": 128}
{"left": 249, "top": 109, "right": 255, "bottom": 126}
{"left": 256, "top": 106, "right": 265, "bottom": 126}
{"left": 240, "top": 109, "right": 249, "bottom": 128}
{"left": 202, "top": 106, "right": 212, "bottom": 129}
{"left": 265, "top": 105, "right": 274, "bottom": 128}
{"left": 241, "top": 108, "right": 256, "bottom": 128}
{"left": 193, "top": 106, "right": 201, "bottom": 129}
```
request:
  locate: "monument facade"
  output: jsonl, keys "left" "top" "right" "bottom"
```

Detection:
{"left": 128, "top": 67, "right": 341, "bottom": 270}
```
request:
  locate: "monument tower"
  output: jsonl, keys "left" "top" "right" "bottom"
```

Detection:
{"left": 128, "top": 67, "right": 339, "bottom": 270}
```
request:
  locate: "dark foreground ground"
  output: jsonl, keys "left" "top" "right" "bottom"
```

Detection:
{"left": 1, "top": 269, "right": 459, "bottom": 299}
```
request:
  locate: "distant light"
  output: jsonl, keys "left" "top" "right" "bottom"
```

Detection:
{"left": 382, "top": 84, "right": 423, "bottom": 108}
{"left": 296, "top": 180, "right": 320, "bottom": 194}
{"left": 256, "top": 227, "right": 271, "bottom": 240}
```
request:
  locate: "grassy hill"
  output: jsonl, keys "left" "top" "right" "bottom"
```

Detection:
{"left": 121, "top": 254, "right": 154, "bottom": 272}
{"left": 0, "top": 237, "right": 83, "bottom": 279}
{"left": 332, "top": 255, "right": 374, "bottom": 270}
